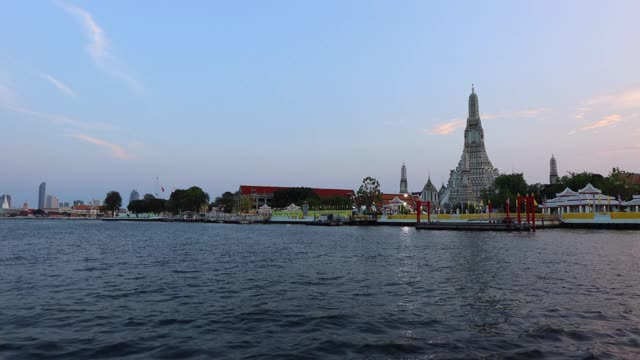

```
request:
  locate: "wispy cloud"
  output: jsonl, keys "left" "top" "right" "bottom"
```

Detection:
{"left": 569, "top": 114, "right": 623, "bottom": 135}
{"left": 425, "top": 107, "right": 550, "bottom": 136}
{"left": 8, "top": 105, "right": 116, "bottom": 131}
{"left": 69, "top": 133, "right": 132, "bottom": 160}
{"left": 41, "top": 73, "right": 76, "bottom": 98}
{"left": 585, "top": 88, "right": 640, "bottom": 109}
{"left": 54, "top": 0, "right": 143, "bottom": 94}
{"left": 425, "top": 119, "right": 465, "bottom": 135}
{"left": 1, "top": 79, "right": 115, "bottom": 131}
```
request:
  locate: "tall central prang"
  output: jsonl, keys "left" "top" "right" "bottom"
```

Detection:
{"left": 444, "top": 86, "right": 499, "bottom": 207}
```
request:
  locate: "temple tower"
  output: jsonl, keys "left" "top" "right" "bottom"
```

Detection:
{"left": 419, "top": 176, "right": 439, "bottom": 206}
{"left": 549, "top": 155, "right": 558, "bottom": 184}
{"left": 400, "top": 163, "right": 408, "bottom": 194}
{"left": 445, "top": 86, "right": 499, "bottom": 206}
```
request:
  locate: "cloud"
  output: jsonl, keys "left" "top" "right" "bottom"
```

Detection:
{"left": 54, "top": 0, "right": 143, "bottom": 94}
{"left": 69, "top": 133, "right": 132, "bottom": 160}
{"left": 7, "top": 105, "right": 117, "bottom": 131}
{"left": 585, "top": 88, "right": 640, "bottom": 109}
{"left": 569, "top": 114, "right": 623, "bottom": 135}
{"left": 425, "top": 119, "right": 465, "bottom": 135}
{"left": 0, "top": 81, "right": 115, "bottom": 131}
{"left": 41, "top": 73, "right": 76, "bottom": 97}
{"left": 425, "top": 107, "right": 550, "bottom": 135}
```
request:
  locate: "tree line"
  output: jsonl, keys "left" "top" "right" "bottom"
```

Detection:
{"left": 481, "top": 168, "right": 640, "bottom": 212}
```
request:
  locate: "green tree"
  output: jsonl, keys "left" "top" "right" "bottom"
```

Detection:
{"left": 167, "top": 187, "right": 209, "bottom": 214}
{"left": 103, "top": 191, "right": 122, "bottom": 217}
{"left": 212, "top": 191, "right": 235, "bottom": 213}
{"left": 355, "top": 176, "right": 382, "bottom": 214}
{"left": 185, "top": 186, "right": 210, "bottom": 212}
{"left": 481, "top": 174, "right": 527, "bottom": 212}
{"left": 167, "top": 189, "right": 187, "bottom": 214}
{"left": 237, "top": 195, "right": 254, "bottom": 213}
{"left": 127, "top": 200, "right": 146, "bottom": 214}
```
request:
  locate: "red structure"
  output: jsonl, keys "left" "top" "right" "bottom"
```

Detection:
{"left": 416, "top": 200, "right": 421, "bottom": 223}
{"left": 524, "top": 195, "right": 531, "bottom": 224}
{"left": 516, "top": 195, "right": 522, "bottom": 224}
{"left": 530, "top": 194, "right": 537, "bottom": 232}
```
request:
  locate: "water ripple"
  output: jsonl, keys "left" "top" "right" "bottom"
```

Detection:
{"left": 1, "top": 220, "right": 640, "bottom": 359}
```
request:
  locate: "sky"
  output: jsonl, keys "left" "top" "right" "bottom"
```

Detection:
{"left": 1, "top": 0, "right": 639, "bottom": 206}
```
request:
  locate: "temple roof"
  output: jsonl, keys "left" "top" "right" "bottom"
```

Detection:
{"left": 578, "top": 183, "right": 602, "bottom": 195}
{"left": 422, "top": 177, "right": 437, "bottom": 192}
{"left": 556, "top": 187, "right": 578, "bottom": 197}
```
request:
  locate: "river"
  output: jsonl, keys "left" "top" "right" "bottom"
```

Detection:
{"left": 1, "top": 220, "right": 639, "bottom": 359}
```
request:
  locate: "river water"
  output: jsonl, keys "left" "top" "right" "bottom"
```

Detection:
{"left": 1, "top": 220, "right": 639, "bottom": 359}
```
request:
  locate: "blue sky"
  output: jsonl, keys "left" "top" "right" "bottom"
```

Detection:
{"left": 1, "top": 0, "right": 639, "bottom": 206}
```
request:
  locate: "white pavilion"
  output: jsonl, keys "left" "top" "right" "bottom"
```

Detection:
{"left": 541, "top": 183, "right": 620, "bottom": 214}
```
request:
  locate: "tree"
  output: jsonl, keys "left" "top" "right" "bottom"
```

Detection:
{"left": 212, "top": 191, "right": 236, "bottom": 213}
{"left": 128, "top": 200, "right": 146, "bottom": 214}
{"left": 355, "top": 177, "right": 382, "bottom": 214}
{"left": 481, "top": 174, "right": 527, "bottom": 212}
{"left": 237, "top": 195, "right": 254, "bottom": 213}
{"left": 167, "top": 187, "right": 209, "bottom": 214}
{"left": 104, "top": 191, "right": 122, "bottom": 217}
{"left": 128, "top": 197, "right": 167, "bottom": 214}
{"left": 167, "top": 189, "right": 187, "bottom": 214}
{"left": 185, "top": 186, "right": 210, "bottom": 212}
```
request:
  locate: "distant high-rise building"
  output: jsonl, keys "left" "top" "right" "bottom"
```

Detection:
{"left": 1, "top": 195, "right": 10, "bottom": 209}
{"left": 129, "top": 189, "right": 140, "bottom": 204}
{"left": 400, "top": 163, "right": 408, "bottom": 194}
{"left": 64, "top": 202, "right": 70, "bottom": 208}
{"left": 45, "top": 195, "right": 59, "bottom": 209}
{"left": 549, "top": 155, "right": 558, "bottom": 184}
{"left": 73, "top": 200, "right": 85, "bottom": 207}
{"left": 38, "top": 182, "right": 46, "bottom": 209}
{"left": 0, "top": 194, "right": 11, "bottom": 209}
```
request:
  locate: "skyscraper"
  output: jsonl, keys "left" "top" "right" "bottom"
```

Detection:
{"left": 129, "top": 189, "right": 140, "bottom": 204}
{"left": 1, "top": 194, "right": 10, "bottom": 209}
{"left": 38, "top": 182, "right": 46, "bottom": 209}
{"left": 549, "top": 155, "right": 558, "bottom": 184}
{"left": 400, "top": 163, "right": 408, "bottom": 194}
{"left": 45, "top": 195, "right": 59, "bottom": 209}
{"left": 0, "top": 194, "right": 11, "bottom": 209}
{"left": 443, "top": 86, "right": 499, "bottom": 206}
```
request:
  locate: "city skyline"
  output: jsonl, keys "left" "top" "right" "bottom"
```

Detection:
{"left": 2, "top": 1, "right": 639, "bottom": 206}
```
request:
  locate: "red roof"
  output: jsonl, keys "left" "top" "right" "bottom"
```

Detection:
{"left": 239, "top": 185, "right": 354, "bottom": 198}
{"left": 376, "top": 193, "right": 420, "bottom": 208}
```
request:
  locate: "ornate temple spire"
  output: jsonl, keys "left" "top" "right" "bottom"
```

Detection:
{"left": 467, "top": 84, "right": 480, "bottom": 126}
{"left": 549, "top": 154, "right": 558, "bottom": 184}
{"left": 400, "top": 162, "right": 408, "bottom": 194}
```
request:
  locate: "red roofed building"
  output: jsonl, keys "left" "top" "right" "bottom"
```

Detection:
{"left": 622, "top": 173, "right": 640, "bottom": 186}
{"left": 238, "top": 185, "right": 354, "bottom": 209}
{"left": 375, "top": 193, "right": 421, "bottom": 214}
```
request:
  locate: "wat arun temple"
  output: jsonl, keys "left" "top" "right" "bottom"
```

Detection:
{"left": 440, "top": 86, "right": 499, "bottom": 207}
